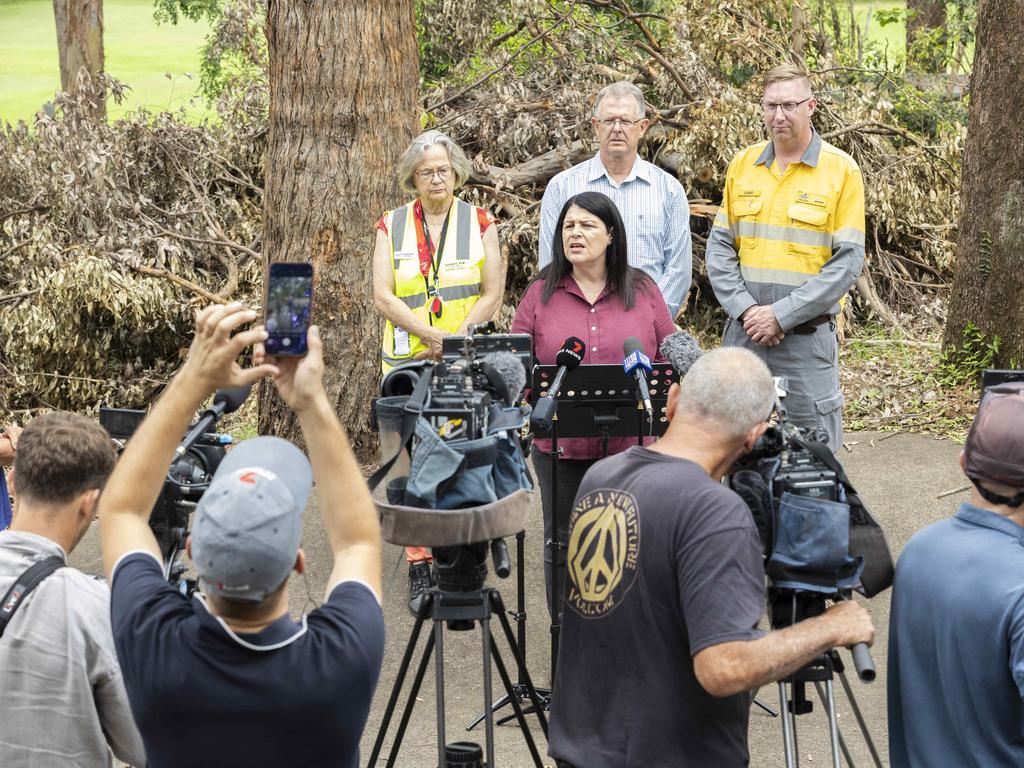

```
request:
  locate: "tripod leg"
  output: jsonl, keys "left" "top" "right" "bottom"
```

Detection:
{"left": 386, "top": 629, "right": 437, "bottom": 768}
{"left": 816, "top": 680, "right": 846, "bottom": 768}
{"left": 369, "top": 593, "right": 432, "bottom": 767}
{"left": 836, "top": 670, "right": 884, "bottom": 768}
{"left": 481, "top": 616, "right": 495, "bottom": 768}
{"left": 778, "top": 681, "right": 797, "bottom": 768}
{"left": 515, "top": 529, "right": 527, "bottom": 685}
{"left": 492, "top": 591, "right": 549, "bottom": 736}
{"left": 434, "top": 618, "right": 447, "bottom": 768}
{"left": 489, "top": 634, "right": 546, "bottom": 768}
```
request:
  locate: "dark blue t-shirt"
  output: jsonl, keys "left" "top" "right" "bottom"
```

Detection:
{"left": 111, "top": 552, "right": 385, "bottom": 768}
{"left": 888, "top": 503, "right": 1024, "bottom": 767}
{"left": 550, "top": 448, "right": 766, "bottom": 768}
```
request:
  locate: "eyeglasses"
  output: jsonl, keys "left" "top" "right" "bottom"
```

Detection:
{"left": 596, "top": 117, "right": 642, "bottom": 128}
{"left": 415, "top": 166, "right": 453, "bottom": 181}
{"left": 761, "top": 98, "right": 811, "bottom": 114}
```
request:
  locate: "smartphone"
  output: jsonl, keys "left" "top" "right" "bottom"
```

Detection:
{"left": 264, "top": 262, "right": 314, "bottom": 356}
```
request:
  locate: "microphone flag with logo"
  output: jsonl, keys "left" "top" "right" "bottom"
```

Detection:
{"left": 530, "top": 336, "right": 586, "bottom": 431}
{"left": 623, "top": 337, "right": 654, "bottom": 421}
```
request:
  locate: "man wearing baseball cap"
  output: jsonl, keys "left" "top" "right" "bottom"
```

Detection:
{"left": 888, "top": 381, "right": 1024, "bottom": 767}
{"left": 99, "top": 303, "right": 384, "bottom": 768}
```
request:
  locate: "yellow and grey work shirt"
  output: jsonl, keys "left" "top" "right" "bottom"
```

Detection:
{"left": 705, "top": 131, "right": 865, "bottom": 330}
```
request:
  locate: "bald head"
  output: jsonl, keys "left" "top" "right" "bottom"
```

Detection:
{"left": 675, "top": 347, "right": 776, "bottom": 439}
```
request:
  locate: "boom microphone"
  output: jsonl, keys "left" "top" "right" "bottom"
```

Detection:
{"left": 623, "top": 337, "right": 654, "bottom": 422}
{"left": 480, "top": 350, "right": 528, "bottom": 406}
{"left": 659, "top": 330, "right": 704, "bottom": 377}
{"left": 530, "top": 336, "right": 586, "bottom": 431}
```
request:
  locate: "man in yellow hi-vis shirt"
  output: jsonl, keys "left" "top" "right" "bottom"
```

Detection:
{"left": 707, "top": 63, "right": 865, "bottom": 451}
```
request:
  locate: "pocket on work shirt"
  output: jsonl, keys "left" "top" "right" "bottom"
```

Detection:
{"left": 787, "top": 197, "right": 831, "bottom": 258}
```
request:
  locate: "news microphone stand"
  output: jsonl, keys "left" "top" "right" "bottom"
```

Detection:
{"left": 530, "top": 364, "right": 675, "bottom": 682}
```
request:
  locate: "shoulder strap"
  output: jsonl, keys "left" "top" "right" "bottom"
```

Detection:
{"left": 0, "top": 555, "right": 65, "bottom": 639}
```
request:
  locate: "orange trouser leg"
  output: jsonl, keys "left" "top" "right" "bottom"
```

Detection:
{"left": 405, "top": 546, "right": 432, "bottom": 563}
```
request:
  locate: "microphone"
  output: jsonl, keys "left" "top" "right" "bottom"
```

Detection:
{"left": 177, "top": 384, "right": 253, "bottom": 457}
{"left": 623, "top": 337, "right": 654, "bottom": 422}
{"left": 659, "top": 330, "right": 704, "bottom": 377}
{"left": 480, "top": 351, "right": 528, "bottom": 406}
{"left": 530, "top": 336, "right": 586, "bottom": 431}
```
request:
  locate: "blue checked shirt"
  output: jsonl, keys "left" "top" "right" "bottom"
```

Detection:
{"left": 538, "top": 153, "right": 693, "bottom": 317}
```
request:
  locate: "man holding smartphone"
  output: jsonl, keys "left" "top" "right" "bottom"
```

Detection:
{"left": 99, "top": 303, "right": 385, "bottom": 768}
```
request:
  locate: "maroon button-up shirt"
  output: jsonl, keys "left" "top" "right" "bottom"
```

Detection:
{"left": 511, "top": 274, "right": 676, "bottom": 459}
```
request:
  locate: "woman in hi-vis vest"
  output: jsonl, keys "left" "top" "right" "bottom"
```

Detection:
{"left": 371, "top": 130, "right": 505, "bottom": 613}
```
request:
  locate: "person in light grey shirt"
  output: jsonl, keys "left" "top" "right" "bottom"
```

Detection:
{"left": 0, "top": 412, "right": 145, "bottom": 768}
{"left": 539, "top": 81, "right": 693, "bottom": 318}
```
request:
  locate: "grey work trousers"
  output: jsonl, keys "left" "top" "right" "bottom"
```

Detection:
{"left": 723, "top": 317, "right": 844, "bottom": 451}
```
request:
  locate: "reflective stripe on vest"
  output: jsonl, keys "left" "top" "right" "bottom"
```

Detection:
{"left": 381, "top": 198, "right": 485, "bottom": 373}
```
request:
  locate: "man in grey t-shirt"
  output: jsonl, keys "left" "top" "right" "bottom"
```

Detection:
{"left": 0, "top": 412, "right": 145, "bottom": 768}
{"left": 549, "top": 347, "right": 874, "bottom": 768}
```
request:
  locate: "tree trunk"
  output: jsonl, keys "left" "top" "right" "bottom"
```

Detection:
{"left": 52, "top": 0, "right": 105, "bottom": 117}
{"left": 907, "top": 0, "right": 947, "bottom": 72}
{"left": 942, "top": 0, "right": 1024, "bottom": 368}
{"left": 258, "top": 0, "right": 420, "bottom": 455}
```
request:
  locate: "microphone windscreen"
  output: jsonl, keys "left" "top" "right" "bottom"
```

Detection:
{"left": 623, "top": 336, "right": 643, "bottom": 355}
{"left": 481, "top": 351, "right": 527, "bottom": 406}
{"left": 554, "top": 336, "right": 586, "bottom": 370}
{"left": 213, "top": 384, "right": 253, "bottom": 414}
{"left": 659, "top": 330, "right": 704, "bottom": 376}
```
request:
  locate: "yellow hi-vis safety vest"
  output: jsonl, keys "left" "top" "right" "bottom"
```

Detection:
{"left": 381, "top": 198, "right": 485, "bottom": 372}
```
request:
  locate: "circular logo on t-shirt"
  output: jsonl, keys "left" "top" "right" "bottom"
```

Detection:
{"left": 566, "top": 488, "right": 640, "bottom": 618}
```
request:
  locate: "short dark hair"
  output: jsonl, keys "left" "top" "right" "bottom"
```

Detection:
{"left": 13, "top": 412, "right": 116, "bottom": 504}
{"left": 540, "top": 191, "right": 652, "bottom": 310}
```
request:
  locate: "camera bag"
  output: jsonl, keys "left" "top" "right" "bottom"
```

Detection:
{"left": 790, "top": 436, "right": 895, "bottom": 598}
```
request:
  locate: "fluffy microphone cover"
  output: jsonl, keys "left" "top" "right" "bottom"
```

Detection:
{"left": 481, "top": 350, "right": 528, "bottom": 405}
{"left": 659, "top": 330, "right": 704, "bottom": 376}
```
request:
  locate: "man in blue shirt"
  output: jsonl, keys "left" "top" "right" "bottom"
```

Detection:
{"left": 99, "top": 303, "right": 385, "bottom": 768}
{"left": 888, "top": 381, "right": 1024, "bottom": 767}
{"left": 538, "top": 81, "right": 693, "bottom": 317}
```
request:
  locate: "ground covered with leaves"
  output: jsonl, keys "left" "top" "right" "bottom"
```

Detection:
{"left": 0, "top": 0, "right": 981, "bottom": 439}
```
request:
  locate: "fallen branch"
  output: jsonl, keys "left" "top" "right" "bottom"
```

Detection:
{"left": 637, "top": 43, "right": 697, "bottom": 101}
{"left": 468, "top": 140, "right": 592, "bottom": 189}
{"left": 0, "top": 288, "right": 41, "bottom": 305}
{"left": 0, "top": 240, "right": 33, "bottom": 261}
{"left": 853, "top": 339, "right": 940, "bottom": 349}
{"left": 111, "top": 253, "right": 222, "bottom": 303}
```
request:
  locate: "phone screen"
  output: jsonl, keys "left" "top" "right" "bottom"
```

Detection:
{"left": 265, "top": 262, "right": 313, "bottom": 356}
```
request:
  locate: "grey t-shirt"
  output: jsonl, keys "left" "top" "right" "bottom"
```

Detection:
{"left": 0, "top": 531, "right": 146, "bottom": 768}
{"left": 549, "top": 447, "right": 765, "bottom": 768}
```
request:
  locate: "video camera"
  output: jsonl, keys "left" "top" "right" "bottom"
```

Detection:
{"left": 728, "top": 378, "right": 891, "bottom": 682}
{"left": 100, "top": 385, "right": 251, "bottom": 594}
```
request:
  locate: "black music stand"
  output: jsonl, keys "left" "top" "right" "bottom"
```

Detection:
{"left": 530, "top": 363, "right": 676, "bottom": 680}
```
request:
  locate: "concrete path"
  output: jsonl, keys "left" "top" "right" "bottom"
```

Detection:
{"left": 70, "top": 430, "right": 968, "bottom": 768}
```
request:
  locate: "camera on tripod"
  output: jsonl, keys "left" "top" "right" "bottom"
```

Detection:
{"left": 100, "top": 385, "right": 251, "bottom": 594}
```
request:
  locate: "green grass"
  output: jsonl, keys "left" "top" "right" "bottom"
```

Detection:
{"left": 0, "top": 0, "right": 213, "bottom": 125}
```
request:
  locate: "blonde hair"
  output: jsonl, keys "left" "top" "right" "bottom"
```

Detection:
{"left": 396, "top": 130, "right": 472, "bottom": 195}
{"left": 762, "top": 62, "right": 812, "bottom": 92}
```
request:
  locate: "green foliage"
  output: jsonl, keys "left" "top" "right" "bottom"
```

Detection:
{"left": 938, "top": 322, "right": 1001, "bottom": 388}
{"left": 153, "top": 0, "right": 222, "bottom": 25}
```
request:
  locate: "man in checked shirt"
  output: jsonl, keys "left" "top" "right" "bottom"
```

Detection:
{"left": 707, "top": 62, "right": 865, "bottom": 452}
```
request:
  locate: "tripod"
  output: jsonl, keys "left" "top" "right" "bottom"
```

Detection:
{"left": 772, "top": 590, "right": 883, "bottom": 768}
{"left": 530, "top": 363, "right": 675, "bottom": 680}
{"left": 368, "top": 556, "right": 549, "bottom": 768}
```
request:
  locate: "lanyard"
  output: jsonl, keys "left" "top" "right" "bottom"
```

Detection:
{"left": 420, "top": 205, "right": 451, "bottom": 320}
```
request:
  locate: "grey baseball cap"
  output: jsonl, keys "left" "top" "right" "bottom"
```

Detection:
{"left": 191, "top": 436, "right": 312, "bottom": 603}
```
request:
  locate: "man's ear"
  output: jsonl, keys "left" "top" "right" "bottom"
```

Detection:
{"left": 665, "top": 382, "right": 681, "bottom": 422}
{"left": 741, "top": 422, "right": 770, "bottom": 454}
{"left": 185, "top": 534, "right": 193, "bottom": 559}
{"left": 79, "top": 488, "right": 101, "bottom": 522}
{"left": 294, "top": 548, "right": 306, "bottom": 575}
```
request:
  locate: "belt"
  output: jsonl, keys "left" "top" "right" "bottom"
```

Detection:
{"left": 792, "top": 314, "right": 834, "bottom": 335}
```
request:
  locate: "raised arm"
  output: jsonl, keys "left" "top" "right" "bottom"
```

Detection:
{"left": 99, "top": 303, "right": 276, "bottom": 580}
{"left": 261, "top": 326, "right": 382, "bottom": 602}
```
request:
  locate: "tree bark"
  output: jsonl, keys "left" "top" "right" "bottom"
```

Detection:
{"left": 942, "top": 0, "right": 1024, "bottom": 368}
{"left": 52, "top": 0, "right": 105, "bottom": 118}
{"left": 907, "top": 0, "right": 947, "bottom": 72}
{"left": 258, "top": 0, "right": 420, "bottom": 455}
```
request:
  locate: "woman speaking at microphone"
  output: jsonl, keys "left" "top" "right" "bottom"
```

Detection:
{"left": 512, "top": 191, "right": 675, "bottom": 613}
